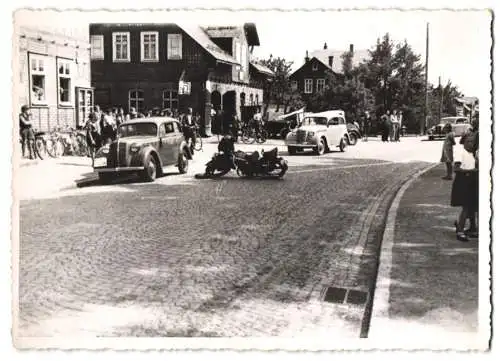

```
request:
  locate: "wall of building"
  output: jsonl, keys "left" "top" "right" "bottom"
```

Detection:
{"left": 289, "top": 58, "right": 334, "bottom": 96}
{"left": 15, "top": 27, "right": 91, "bottom": 131}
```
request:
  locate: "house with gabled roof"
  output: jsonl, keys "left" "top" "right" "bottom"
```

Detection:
{"left": 289, "top": 43, "right": 370, "bottom": 98}
{"left": 89, "top": 22, "right": 273, "bottom": 135}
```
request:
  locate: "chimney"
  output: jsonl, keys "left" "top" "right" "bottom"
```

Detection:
{"left": 349, "top": 44, "right": 354, "bottom": 53}
{"left": 328, "top": 56, "right": 333, "bottom": 68}
{"left": 324, "top": 42, "right": 328, "bottom": 50}
{"left": 305, "top": 50, "right": 310, "bottom": 63}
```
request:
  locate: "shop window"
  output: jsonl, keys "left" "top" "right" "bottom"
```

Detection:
{"left": 90, "top": 35, "right": 104, "bottom": 60}
{"left": 29, "top": 54, "right": 46, "bottom": 105}
{"left": 129, "top": 89, "right": 144, "bottom": 113}
{"left": 58, "top": 58, "right": 73, "bottom": 106}
{"left": 162, "top": 89, "right": 178, "bottom": 110}
{"left": 113, "top": 32, "right": 130, "bottom": 62}
{"left": 141, "top": 31, "right": 159, "bottom": 62}
{"left": 167, "top": 34, "right": 182, "bottom": 60}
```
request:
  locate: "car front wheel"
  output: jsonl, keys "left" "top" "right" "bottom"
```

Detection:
{"left": 141, "top": 155, "right": 158, "bottom": 182}
{"left": 314, "top": 139, "right": 326, "bottom": 155}
{"left": 339, "top": 137, "right": 347, "bottom": 152}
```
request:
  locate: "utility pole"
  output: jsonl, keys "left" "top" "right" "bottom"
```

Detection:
{"left": 422, "top": 22, "right": 429, "bottom": 135}
{"left": 438, "top": 76, "right": 443, "bottom": 122}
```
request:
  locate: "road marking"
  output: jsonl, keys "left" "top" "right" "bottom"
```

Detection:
{"left": 368, "top": 163, "right": 437, "bottom": 337}
{"left": 288, "top": 161, "right": 394, "bottom": 174}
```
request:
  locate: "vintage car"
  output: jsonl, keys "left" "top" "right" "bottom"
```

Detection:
{"left": 265, "top": 107, "right": 306, "bottom": 139}
{"left": 285, "top": 110, "right": 349, "bottom": 155}
{"left": 427, "top": 116, "right": 472, "bottom": 140}
{"left": 93, "top": 117, "right": 192, "bottom": 183}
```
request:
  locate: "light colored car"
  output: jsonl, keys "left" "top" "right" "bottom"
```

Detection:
{"left": 93, "top": 117, "right": 192, "bottom": 183}
{"left": 285, "top": 110, "right": 349, "bottom": 155}
{"left": 427, "top": 116, "right": 472, "bottom": 140}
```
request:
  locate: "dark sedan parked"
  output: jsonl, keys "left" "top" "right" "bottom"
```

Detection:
{"left": 93, "top": 117, "right": 192, "bottom": 183}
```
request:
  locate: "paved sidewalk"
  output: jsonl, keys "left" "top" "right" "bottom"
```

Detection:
{"left": 15, "top": 156, "right": 96, "bottom": 200}
{"left": 370, "top": 165, "right": 484, "bottom": 349}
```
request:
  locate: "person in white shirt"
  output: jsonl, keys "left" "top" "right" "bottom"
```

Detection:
{"left": 390, "top": 109, "right": 398, "bottom": 142}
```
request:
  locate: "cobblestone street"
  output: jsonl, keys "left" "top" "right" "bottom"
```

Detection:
{"left": 17, "top": 137, "right": 437, "bottom": 337}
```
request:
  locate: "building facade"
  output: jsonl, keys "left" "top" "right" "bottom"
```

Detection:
{"left": 289, "top": 43, "right": 370, "bottom": 100}
{"left": 89, "top": 23, "right": 273, "bottom": 134}
{"left": 14, "top": 26, "right": 93, "bottom": 132}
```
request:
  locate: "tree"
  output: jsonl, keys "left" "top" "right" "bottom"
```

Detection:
{"left": 259, "top": 55, "right": 304, "bottom": 115}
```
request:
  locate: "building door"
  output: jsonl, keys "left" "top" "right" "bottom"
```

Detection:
{"left": 75, "top": 87, "right": 94, "bottom": 129}
{"left": 211, "top": 91, "right": 222, "bottom": 133}
{"left": 222, "top": 91, "right": 236, "bottom": 133}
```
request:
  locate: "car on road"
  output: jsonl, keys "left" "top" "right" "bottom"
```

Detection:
{"left": 427, "top": 116, "right": 472, "bottom": 140}
{"left": 93, "top": 117, "right": 192, "bottom": 183}
{"left": 285, "top": 110, "right": 349, "bottom": 155}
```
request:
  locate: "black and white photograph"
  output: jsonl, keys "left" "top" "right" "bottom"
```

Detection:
{"left": 8, "top": 3, "right": 493, "bottom": 352}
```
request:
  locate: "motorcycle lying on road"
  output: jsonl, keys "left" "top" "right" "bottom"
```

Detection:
{"left": 196, "top": 147, "right": 288, "bottom": 179}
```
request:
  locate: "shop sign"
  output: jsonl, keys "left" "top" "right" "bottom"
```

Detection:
{"left": 179, "top": 81, "right": 191, "bottom": 95}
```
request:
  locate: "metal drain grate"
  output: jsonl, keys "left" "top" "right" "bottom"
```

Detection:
{"left": 322, "top": 286, "right": 368, "bottom": 305}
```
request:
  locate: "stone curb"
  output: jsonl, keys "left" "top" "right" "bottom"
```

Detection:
{"left": 369, "top": 163, "right": 439, "bottom": 336}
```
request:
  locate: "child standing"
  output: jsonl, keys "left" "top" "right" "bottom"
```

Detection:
{"left": 440, "top": 123, "right": 455, "bottom": 180}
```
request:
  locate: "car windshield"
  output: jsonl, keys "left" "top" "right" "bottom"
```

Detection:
{"left": 119, "top": 122, "right": 158, "bottom": 137}
{"left": 302, "top": 117, "right": 328, "bottom": 126}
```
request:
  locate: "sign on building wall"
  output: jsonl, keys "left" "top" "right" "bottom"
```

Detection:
{"left": 178, "top": 81, "right": 191, "bottom": 95}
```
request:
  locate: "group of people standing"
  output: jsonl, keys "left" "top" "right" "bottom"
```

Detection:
{"left": 380, "top": 109, "right": 403, "bottom": 142}
{"left": 440, "top": 115, "right": 479, "bottom": 242}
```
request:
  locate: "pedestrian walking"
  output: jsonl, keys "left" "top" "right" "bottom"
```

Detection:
{"left": 395, "top": 110, "right": 403, "bottom": 141}
{"left": 85, "top": 107, "right": 102, "bottom": 167}
{"left": 440, "top": 123, "right": 455, "bottom": 180}
{"left": 451, "top": 117, "right": 479, "bottom": 242}
{"left": 101, "top": 109, "right": 116, "bottom": 144}
{"left": 19, "top": 105, "right": 35, "bottom": 159}
{"left": 380, "top": 110, "right": 391, "bottom": 142}
{"left": 232, "top": 113, "right": 240, "bottom": 142}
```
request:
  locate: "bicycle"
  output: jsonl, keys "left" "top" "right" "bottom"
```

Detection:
{"left": 241, "top": 125, "right": 268, "bottom": 144}
{"left": 45, "top": 129, "right": 65, "bottom": 158}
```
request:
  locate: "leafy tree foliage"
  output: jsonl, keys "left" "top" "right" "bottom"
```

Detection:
{"left": 259, "top": 55, "right": 304, "bottom": 115}
{"left": 303, "top": 33, "right": 464, "bottom": 133}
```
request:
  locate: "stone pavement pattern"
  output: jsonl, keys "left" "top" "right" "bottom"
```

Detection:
{"left": 17, "top": 136, "right": 468, "bottom": 340}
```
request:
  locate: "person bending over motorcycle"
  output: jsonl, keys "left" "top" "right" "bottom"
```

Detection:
{"left": 218, "top": 133, "right": 236, "bottom": 169}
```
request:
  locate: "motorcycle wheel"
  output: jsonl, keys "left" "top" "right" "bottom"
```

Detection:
{"left": 266, "top": 159, "right": 288, "bottom": 178}
{"left": 205, "top": 165, "right": 230, "bottom": 178}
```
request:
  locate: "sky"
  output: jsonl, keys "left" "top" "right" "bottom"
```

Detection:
{"left": 14, "top": 9, "right": 491, "bottom": 97}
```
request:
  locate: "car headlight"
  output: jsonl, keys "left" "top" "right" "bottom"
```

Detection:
{"left": 130, "top": 144, "right": 140, "bottom": 153}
